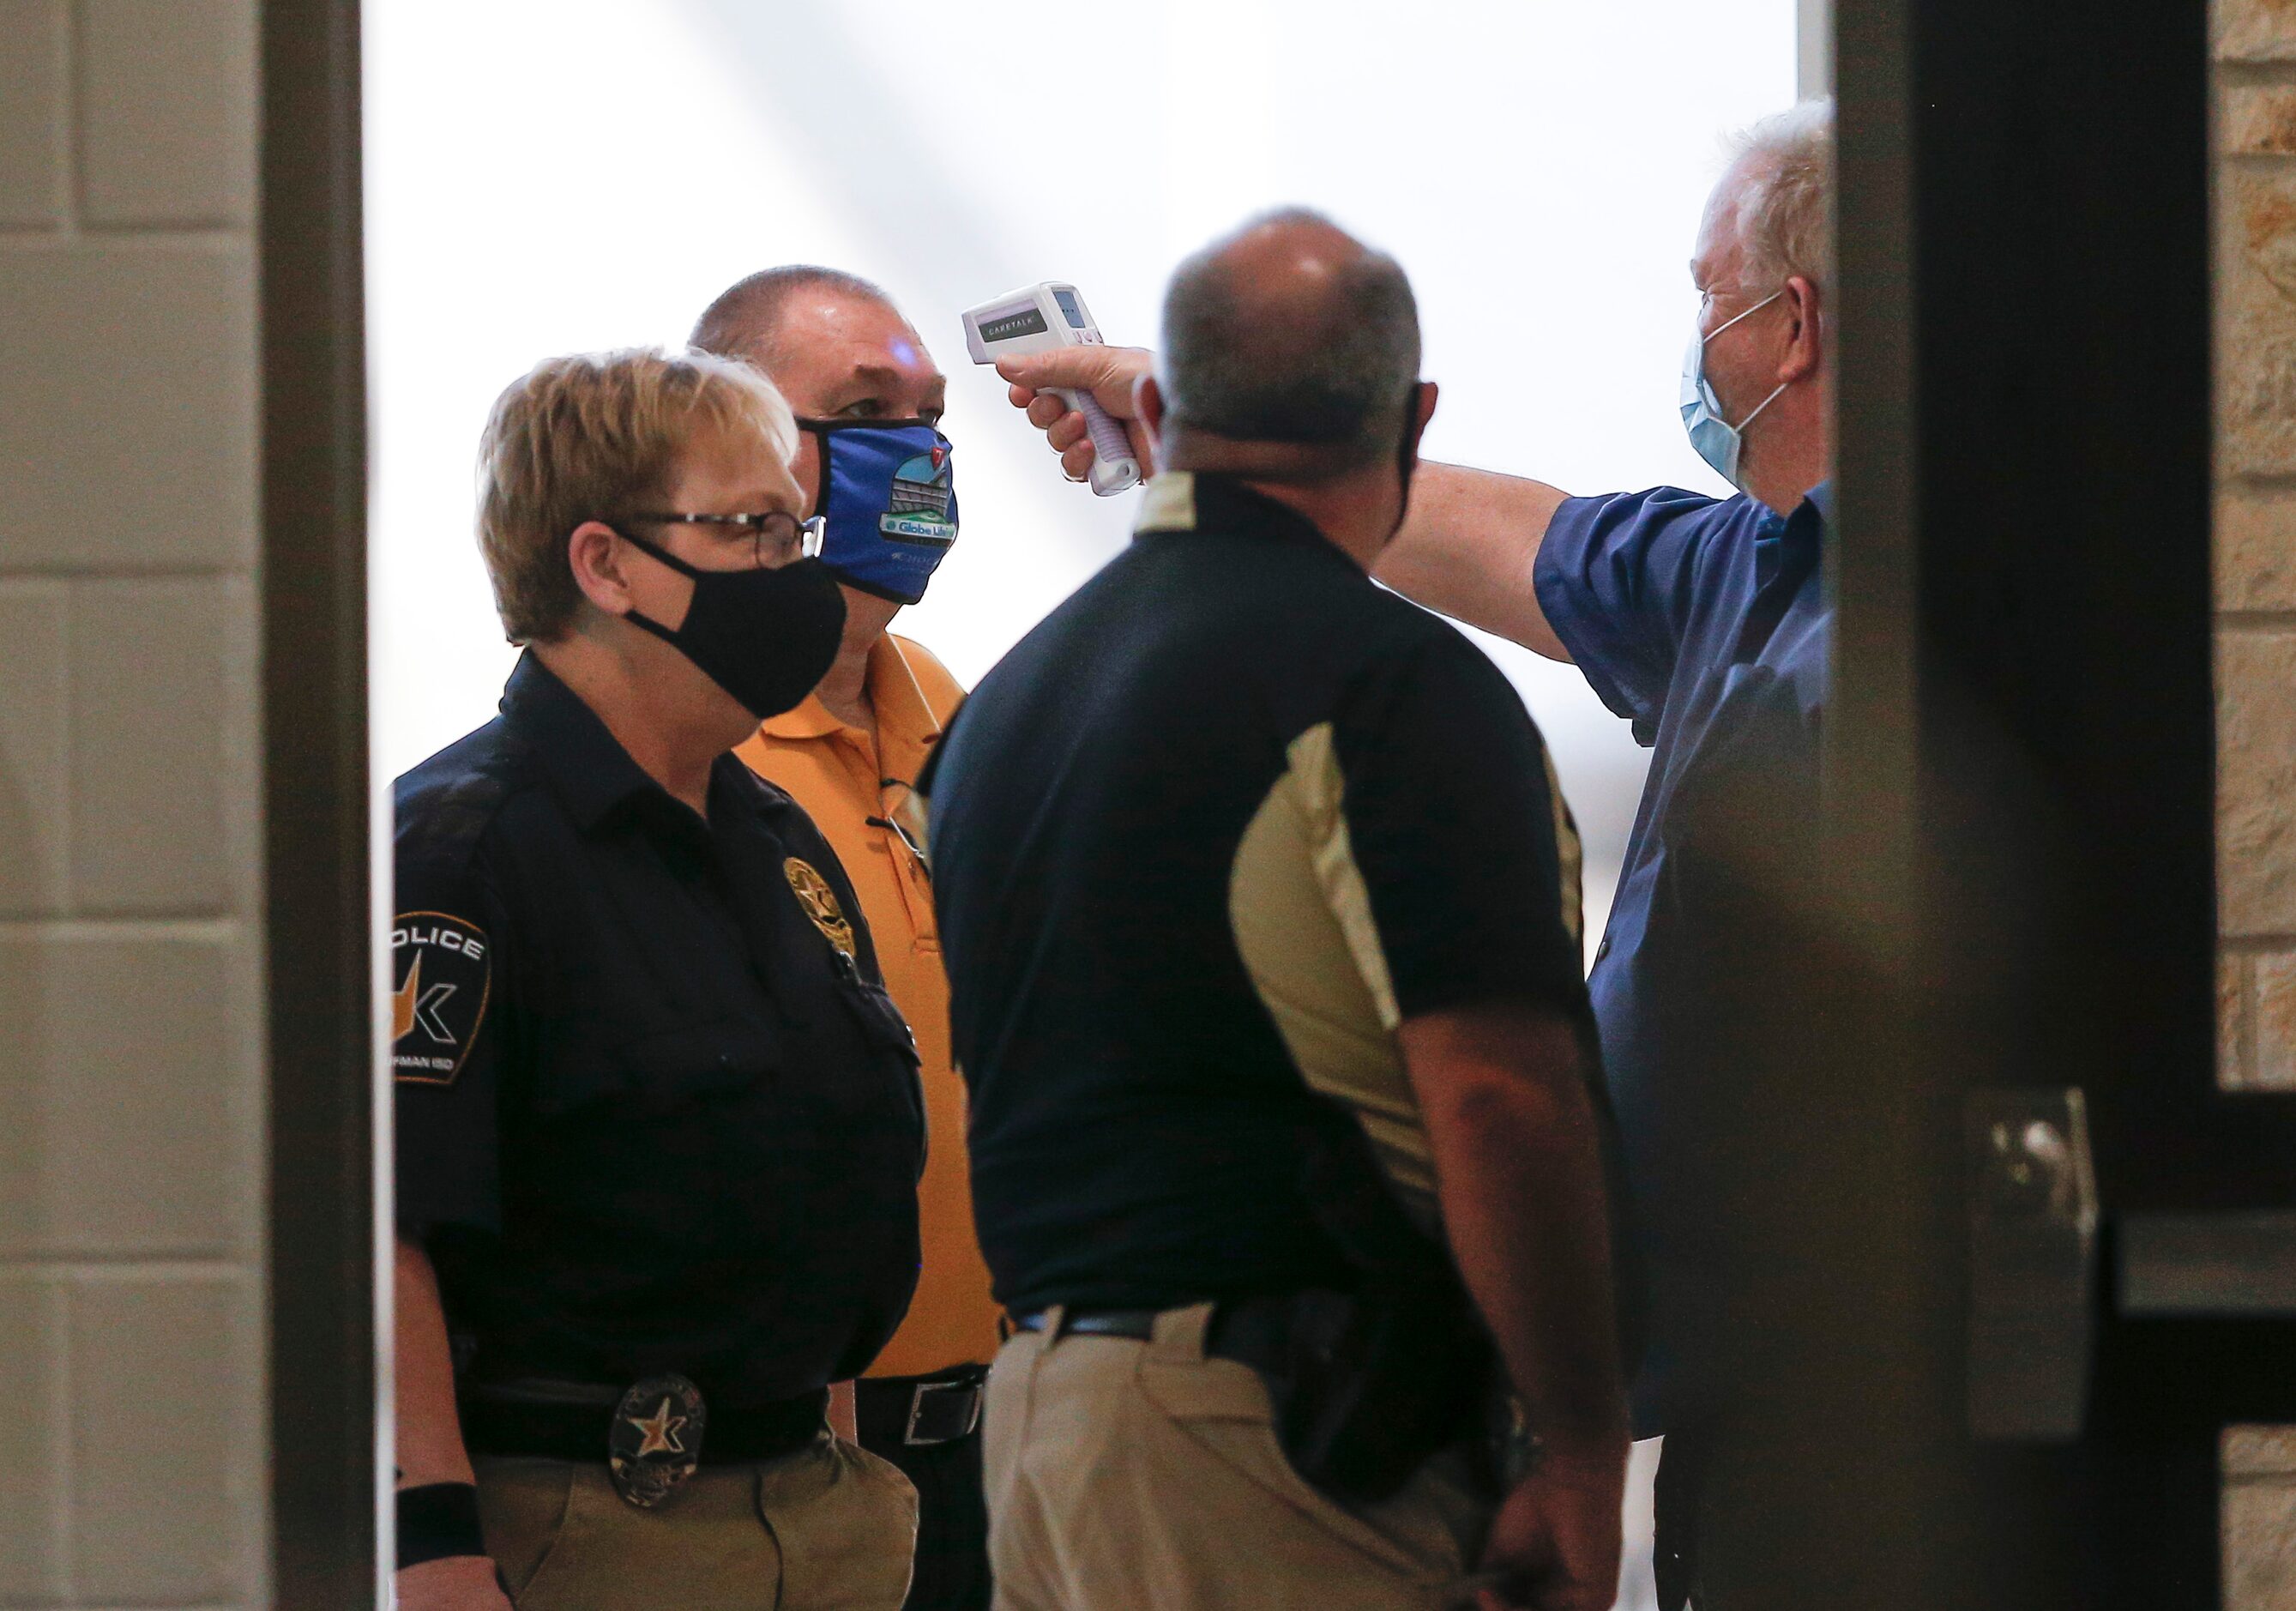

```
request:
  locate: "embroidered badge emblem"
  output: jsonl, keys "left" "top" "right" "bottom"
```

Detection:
{"left": 389, "top": 911, "right": 491, "bottom": 1085}
{"left": 783, "top": 857, "right": 857, "bottom": 962}
{"left": 608, "top": 1373, "right": 706, "bottom": 1510}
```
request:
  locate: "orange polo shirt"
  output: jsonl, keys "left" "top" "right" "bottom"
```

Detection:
{"left": 736, "top": 634, "right": 1001, "bottom": 1377}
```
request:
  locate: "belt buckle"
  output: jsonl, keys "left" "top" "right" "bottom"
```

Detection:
{"left": 609, "top": 1373, "right": 706, "bottom": 1509}
{"left": 903, "top": 1379, "right": 982, "bottom": 1445}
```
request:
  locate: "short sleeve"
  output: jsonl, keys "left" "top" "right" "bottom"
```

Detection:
{"left": 1533, "top": 487, "right": 1744, "bottom": 745}
{"left": 1330, "top": 626, "right": 1588, "bottom": 1023}
{"left": 390, "top": 859, "right": 509, "bottom": 1241}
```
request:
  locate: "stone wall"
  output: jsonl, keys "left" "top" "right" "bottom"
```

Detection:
{"left": 0, "top": 1, "right": 269, "bottom": 1606}
{"left": 2217, "top": 0, "right": 2296, "bottom": 1098}
{"left": 2216, "top": 2, "right": 2296, "bottom": 1605}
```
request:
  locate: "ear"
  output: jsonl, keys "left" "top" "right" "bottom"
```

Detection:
{"left": 1135, "top": 371, "right": 1166, "bottom": 445}
{"left": 564, "top": 520, "right": 636, "bottom": 618}
{"left": 792, "top": 427, "right": 824, "bottom": 518}
{"left": 1779, "top": 275, "right": 1824, "bottom": 384}
{"left": 1410, "top": 379, "right": 1438, "bottom": 450}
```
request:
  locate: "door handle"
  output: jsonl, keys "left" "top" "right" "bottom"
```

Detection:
{"left": 2118, "top": 1211, "right": 2296, "bottom": 1317}
{"left": 1967, "top": 1088, "right": 2100, "bottom": 1442}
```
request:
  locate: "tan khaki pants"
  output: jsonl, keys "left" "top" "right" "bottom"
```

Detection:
{"left": 982, "top": 1302, "right": 1493, "bottom": 1611}
{"left": 476, "top": 1430, "right": 918, "bottom": 1610}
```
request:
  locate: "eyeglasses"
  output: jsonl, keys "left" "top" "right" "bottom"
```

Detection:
{"left": 626, "top": 510, "right": 826, "bottom": 569}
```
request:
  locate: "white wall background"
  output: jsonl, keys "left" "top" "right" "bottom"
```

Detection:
{"left": 366, "top": 0, "right": 1796, "bottom": 954}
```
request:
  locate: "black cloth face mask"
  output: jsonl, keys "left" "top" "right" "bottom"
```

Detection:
{"left": 613, "top": 530, "right": 848, "bottom": 721}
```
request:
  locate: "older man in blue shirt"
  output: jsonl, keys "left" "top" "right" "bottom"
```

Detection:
{"left": 1002, "top": 100, "right": 1835, "bottom": 1611}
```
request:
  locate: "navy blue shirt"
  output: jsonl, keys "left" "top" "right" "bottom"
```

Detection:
{"left": 393, "top": 654, "right": 926, "bottom": 1403}
{"left": 927, "top": 474, "right": 1603, "bottom": 1317}
{"left": 1534, "top": 482, "right": 1829, "bottom": 1432}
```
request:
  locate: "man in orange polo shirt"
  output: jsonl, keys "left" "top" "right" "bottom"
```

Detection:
{"left": 692, "top": 267, "right": 998, "bottom": 1611}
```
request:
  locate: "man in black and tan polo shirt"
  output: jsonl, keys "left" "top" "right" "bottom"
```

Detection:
{"left": 924, "top": 209, "right": 1635, "bottom": 1611}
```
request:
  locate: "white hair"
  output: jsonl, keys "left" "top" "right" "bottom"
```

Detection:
{"left": 1722, "top": 98, "right": 1835, "bottom": 293}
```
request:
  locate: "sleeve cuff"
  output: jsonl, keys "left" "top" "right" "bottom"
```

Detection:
{"left": 1534, "top": 498, "right": 1661, "bottom": 745}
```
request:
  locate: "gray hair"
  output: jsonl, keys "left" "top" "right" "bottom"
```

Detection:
{"left": 1159, "top": 207, "right": 1420, "bottom": 462}
{"left": 1724, "top": 98, "right": 1834, "bottom": 293}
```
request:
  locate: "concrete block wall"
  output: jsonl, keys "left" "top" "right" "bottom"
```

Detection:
{"left": 0, "top": 2, "right": 268, "bottom": 1607}
{"left": 2217, "top": 3, "right": 2296, "bottom": 1605}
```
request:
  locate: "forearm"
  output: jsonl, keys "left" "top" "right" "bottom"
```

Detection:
{"left": 1404, "top": 1009, "right": 1626, "bottom": 1448}
{"left": 1376, "top": 462, "right": 1575, "bottom": 661}
{"left": 395, "top": 1234, "right": 476, "bottom": 1487}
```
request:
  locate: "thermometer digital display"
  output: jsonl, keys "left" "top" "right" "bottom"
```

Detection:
{"left": 961, "top": 281, "right": 1141, "bottom": 497}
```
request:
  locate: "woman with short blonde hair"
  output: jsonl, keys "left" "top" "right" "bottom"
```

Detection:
{"left": 475, "top": 345, "right": 798, "bottom": 643}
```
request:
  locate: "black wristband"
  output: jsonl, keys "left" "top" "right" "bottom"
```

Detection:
{"left": 396, "top": 1481, "right": 486, "bottom": 1571}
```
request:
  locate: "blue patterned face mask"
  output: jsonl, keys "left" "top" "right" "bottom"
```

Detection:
{"left": 1679, "top": 290, "right": 1785, "bottom": 491}
{"left": 799, "top": 419, "right": 960, "bottom": 606}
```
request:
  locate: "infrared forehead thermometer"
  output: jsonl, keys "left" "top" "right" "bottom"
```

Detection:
{"left": 961, "top": 282, "right": 1142, "bottom": 497}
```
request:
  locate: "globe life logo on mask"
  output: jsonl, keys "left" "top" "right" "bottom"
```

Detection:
{"left": 1679, "top": 289, "right": 1787, "bottom": 492}
{"left": 801, "top": 419, "right": 961, "bottom": 606}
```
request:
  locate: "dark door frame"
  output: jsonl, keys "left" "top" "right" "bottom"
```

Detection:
{"left": 261, "top": 2, "right": 375, "bottom": 1604}
{"left": 1826, "top": 0, "right": 2296, "bottom": 1606}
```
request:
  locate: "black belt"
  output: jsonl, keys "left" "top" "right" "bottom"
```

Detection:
{"left": 1013, "top": 1307, "right": 1157, "bottom": 1341}
{"left": 1013, "top": 1303, "right": 1292, "bottom": 1376}
{"left": 461, "top": 1380, "right": 827, "bottom": 1464}
{"left": 853, "top": 1366, "right": 987, "bottom": 1447}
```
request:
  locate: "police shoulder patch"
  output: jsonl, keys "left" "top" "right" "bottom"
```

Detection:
{"left": 390, "top": 910, "right": 492, "bottom": 1085}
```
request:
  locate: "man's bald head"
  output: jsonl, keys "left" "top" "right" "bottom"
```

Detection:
{"left": 690, "top": 264, "right": 897, "bottom": 371}
{"left": 1159, "top": 208, "right": 1420, "bottom": 470}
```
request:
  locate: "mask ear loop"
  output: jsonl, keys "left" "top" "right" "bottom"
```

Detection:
{"left": 1698, "top": 290, "right": 1792, "bottom": 433}
{"left": 603, "top": 525, "right": 707, "bottom": 646}
{"left": 799, "top": 422, "right": 833, "bottom": 520}
{"left": 1700, "top": 287, "right": 1785, "bottom": 346}
{"left": 611, "top": 525, "right": 703, "bottom": 579}
{"left": 792, "top": 417, "right": 948, "bottom": 516}
{"left": 1731, "top": 381, "right": 1790, "bottom": 435}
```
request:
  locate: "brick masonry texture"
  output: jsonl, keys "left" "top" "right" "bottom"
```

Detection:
{"left": 2218, "top": 486, "right": 2296, "bottom": 609}
{"left": 2221, "top": 0, "right": 2296, "bottom": 62}
{"left": 0, "top": 1, "right": 266, "bottom": 1604}
{"left": 2226, "top": 1476, "right": 2296, "bottom": 1611}
{"left": 2256, "top": 950, "right": 2296, "bottom": 1089}
{"left": 0, "top": 1, "right": 62, "bottom": 226}
{"left": 2217, "top": 632, "right": 2296, "bottom": 939}
{"left": 2217, "top": 1, "right": 2296, "bottom": 1596}
{"left": 2218, "top": 165, "right": 2296, "bottom": 477}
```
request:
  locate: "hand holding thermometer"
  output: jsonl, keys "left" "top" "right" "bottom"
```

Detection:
{"left": 961, "top": 282, "right": 1142, "bottom": 496}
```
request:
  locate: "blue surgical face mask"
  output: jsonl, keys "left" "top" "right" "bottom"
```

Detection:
{"left": 1680, "top": 290, "right": 1786, "bottom": 491}
{"left": 799, "top": 419, "right": 959, "bottom": 606}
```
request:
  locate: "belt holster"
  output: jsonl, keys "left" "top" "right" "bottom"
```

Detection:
{"left": 1232, "top": 1100, "right": 1505, "bottom": 1505}
{"left": 1209, "top": 1282, "right": 1493, "bottom": 1505}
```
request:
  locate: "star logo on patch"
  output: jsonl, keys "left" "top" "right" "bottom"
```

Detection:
{"left": 389, "top": 912, "right": 491, "bottom": 1085}
{"left": 391, "top": 952, "right": 461, "bottom": 1045}
{"left": 627, "top": 1397, "right": 688, "bottom": 1459}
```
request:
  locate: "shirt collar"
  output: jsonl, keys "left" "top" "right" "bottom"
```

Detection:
{"left": 1752, "top": 480, "right": 1831, "bottom": 588}
{"left": 1133, "top": 469, "right": 1349, "bottom": 559}
{"left": 756, "top": 635, "right": 945, "bottom": 751}
{"left": 498, "top": 650, "right": 680, "bottom": 833}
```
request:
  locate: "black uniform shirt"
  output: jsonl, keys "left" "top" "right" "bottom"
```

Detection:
{"left": 926, "top": 473, "right": 1610, "bottom": 1318}
{"left": 393, "top": 653, "right": 925, "bottom": 1403}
